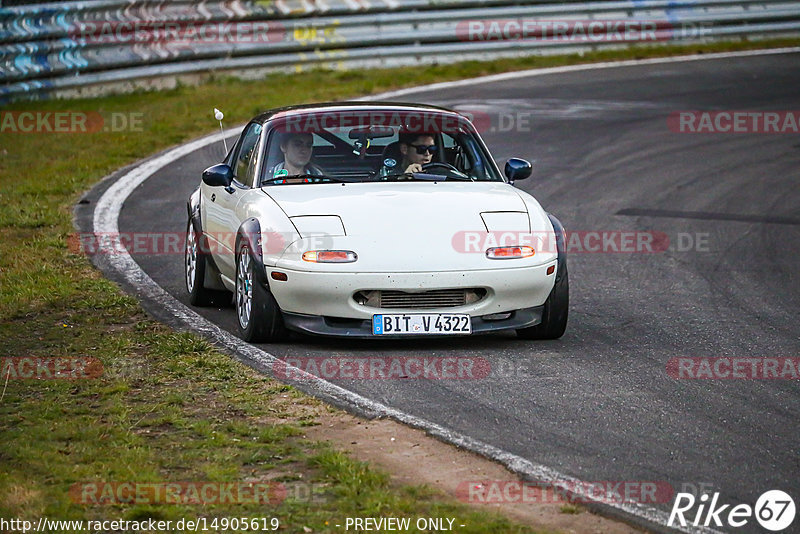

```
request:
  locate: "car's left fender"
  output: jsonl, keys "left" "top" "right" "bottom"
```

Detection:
{"left": 233, "top": 189, "right": 302, "bottom": 267}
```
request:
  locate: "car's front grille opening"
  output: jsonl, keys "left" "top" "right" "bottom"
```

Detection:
{"left": 353, "top": 289, "right": 486, "bottom": 309}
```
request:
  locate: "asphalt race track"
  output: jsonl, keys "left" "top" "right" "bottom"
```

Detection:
{"left": 113, "top": 52, "right": 799, "bottom": 533}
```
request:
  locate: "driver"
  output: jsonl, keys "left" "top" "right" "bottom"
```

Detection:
{"left": 381, "top": 131, "right": 438, "bottom": 176}
{"left": 266, "top": 132, "right": 325, "bottom": 184}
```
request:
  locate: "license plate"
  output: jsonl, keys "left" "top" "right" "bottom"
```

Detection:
{"left": 372, "top": 314, "right": 472, "bottom": 335}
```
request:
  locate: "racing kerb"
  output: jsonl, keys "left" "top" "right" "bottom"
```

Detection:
{"left": 3, "top": 0, "right": 800, "bottom": 102}
{"left": 74, "top": 49, "right": 797, "bottom": 533}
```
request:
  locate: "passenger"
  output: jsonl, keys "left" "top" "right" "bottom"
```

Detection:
{"left": 267, "top": 132, "right": 325, "bottom": 184}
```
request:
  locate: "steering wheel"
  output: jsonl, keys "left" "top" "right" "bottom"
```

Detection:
{"left": 421, "top": 162, "right": 469, "bottom": 178}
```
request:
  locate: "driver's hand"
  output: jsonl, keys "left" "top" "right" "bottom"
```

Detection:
{"left": 404, "top": 163, "right": 423, "bottom": 174}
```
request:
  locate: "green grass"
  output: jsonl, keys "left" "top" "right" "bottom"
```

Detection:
{"left": 559, "top": 504, "right": 581, "bottom": 515}
{"left": 1, "top": 37, "right": 799, "bottom": 533}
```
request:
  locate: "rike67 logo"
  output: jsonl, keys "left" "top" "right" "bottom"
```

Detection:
{"left": 669, "top": 490, "right": 795, "bottom": 531}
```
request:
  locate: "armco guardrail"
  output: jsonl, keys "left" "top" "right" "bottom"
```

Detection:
{"left": 1, "top": 0, "right": 799, "bottom": 102}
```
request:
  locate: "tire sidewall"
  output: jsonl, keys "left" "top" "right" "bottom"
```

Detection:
{"left": 185, "top": 218, "right": 207, "bottom": 305}
{"left": 236, "top": 244, "right": 257, "bottom": 339}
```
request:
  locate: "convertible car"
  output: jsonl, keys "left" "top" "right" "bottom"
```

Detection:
{"left": 185, "top": 102, "right": 568, "bottom": 342}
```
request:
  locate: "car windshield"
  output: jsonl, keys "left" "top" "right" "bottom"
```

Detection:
{"left": 259, "top": 109, "right": 504, "bottom": 186}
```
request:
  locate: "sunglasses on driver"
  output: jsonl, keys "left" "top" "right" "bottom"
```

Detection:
{"left": 408, "top": 143, "right": 439, "bottom": 155}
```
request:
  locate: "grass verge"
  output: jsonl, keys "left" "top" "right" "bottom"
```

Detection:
{"left": 1, "top": 37, "right": 799, "bottom": 533}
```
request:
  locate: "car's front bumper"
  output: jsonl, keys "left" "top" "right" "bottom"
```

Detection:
{"left": 267, "top": 262, "right": 557, "bottom": 319}
{"left": 282, "top": 305, "right": 544, "bottom": 338}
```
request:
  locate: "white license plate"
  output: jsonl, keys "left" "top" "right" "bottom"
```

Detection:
{"left": 372, "top": 314, "right": 472, "bottom": 335}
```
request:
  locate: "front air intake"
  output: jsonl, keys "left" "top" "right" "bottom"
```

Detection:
{"left": 354, "top": 289, "right": 486, "bottom": 309}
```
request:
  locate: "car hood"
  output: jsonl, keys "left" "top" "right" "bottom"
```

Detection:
{"left": 264, "top": 181, "right": 524, "bottom": 223}
{"left": 262, "top": 181, "right": 556, "bottom": 272}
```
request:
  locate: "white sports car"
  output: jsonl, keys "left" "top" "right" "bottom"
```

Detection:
{"left": 185, "top": 103, "right": 568, "bottom": 342}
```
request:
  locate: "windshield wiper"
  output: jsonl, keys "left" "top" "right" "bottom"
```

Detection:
{"left": 380, "top": 172, "right": 443, "bottom": 182}
{"left": 437, "top": 173, "right": 473, "bottom": 181}
{"left": 379, "top": 172, "right": 473, "bottom": 182}
{"left": 262, "top": 173, "right": 361, "bottom": 184}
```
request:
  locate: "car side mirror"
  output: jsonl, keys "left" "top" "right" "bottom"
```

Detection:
{"left": 202, "top": 164, "right": 234, "bottom": 188}
{"left": 505, "top": 158, "right": 532, "bottom": 183}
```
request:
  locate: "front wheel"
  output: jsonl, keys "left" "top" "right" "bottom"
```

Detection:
{"left": 235, "top": 243, "right": 286, "bottom": 343}
{"left": 185, "top": 219, "right": 223, "bottom": 306}
{"left": 516, "top": 263, "right": 569, "bottom": 340}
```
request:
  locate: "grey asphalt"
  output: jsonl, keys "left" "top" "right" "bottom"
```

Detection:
{"left": 116, "top": 53, "right": 800, "bottom": 533}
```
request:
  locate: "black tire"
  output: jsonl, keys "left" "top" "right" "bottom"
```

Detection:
{"left": 235, "top": 243, "right": 286, "bottom": 343}
{"left": 516, "top": 262, "right": 569, "bottom": 340}
{"left": 185, "top": 218, "right": 220, "bottom": 306}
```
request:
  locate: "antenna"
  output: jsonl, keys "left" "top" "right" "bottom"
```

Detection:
{"left": 214, "top": 108, "right": 228, "bottom": 154}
